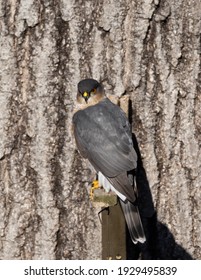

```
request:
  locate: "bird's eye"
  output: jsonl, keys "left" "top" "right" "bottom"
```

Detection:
{"left": 91, "top": 88, "right": 96, "bottom": 95}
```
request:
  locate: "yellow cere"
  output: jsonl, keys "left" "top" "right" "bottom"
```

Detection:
{"left": 83, "top": 91, "right": 88, "bottom": 97}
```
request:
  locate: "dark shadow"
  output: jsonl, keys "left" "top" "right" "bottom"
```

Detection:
{"left": 125, "top": 133, "right": 193, "bottom": 260}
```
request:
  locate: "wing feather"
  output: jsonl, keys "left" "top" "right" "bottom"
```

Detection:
{"left": 73, "top": 98, "right": 137, "bottom": 179}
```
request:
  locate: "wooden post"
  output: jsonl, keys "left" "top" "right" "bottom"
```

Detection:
{"left": 102, "top": 202, "right": 127, "bottom": 260}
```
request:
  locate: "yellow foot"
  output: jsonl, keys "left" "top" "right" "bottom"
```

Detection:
{"left": 90, "top": 180, "right": 99, "bottom": 200}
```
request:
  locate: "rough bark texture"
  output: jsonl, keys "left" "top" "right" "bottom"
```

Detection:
{"left": 0, "top": 0, "right": 200, "bottom": 259}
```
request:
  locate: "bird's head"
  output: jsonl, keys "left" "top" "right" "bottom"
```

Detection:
{"left": 77, "top": 78, "right": 105, "bottom": 105}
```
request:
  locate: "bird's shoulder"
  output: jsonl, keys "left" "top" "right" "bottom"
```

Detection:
{"left": 73, "top": 97, "right": 129, "bottom": 129}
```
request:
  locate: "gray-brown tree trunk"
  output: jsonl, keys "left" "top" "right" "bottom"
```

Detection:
{"left": 0, "top": 0, "right": 200, "bottom": 259}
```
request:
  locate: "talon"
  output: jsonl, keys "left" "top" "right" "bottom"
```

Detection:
{"left": 90, "top": 180, "right": 100, "bottom": 200}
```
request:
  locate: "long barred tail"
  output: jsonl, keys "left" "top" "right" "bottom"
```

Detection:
{"left": 119, "top": 199, "right": 146, "bottom": 244}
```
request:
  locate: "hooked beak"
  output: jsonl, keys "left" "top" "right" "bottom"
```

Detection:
{"left": 82, "top": 91, "right": 89, "bottom": 103}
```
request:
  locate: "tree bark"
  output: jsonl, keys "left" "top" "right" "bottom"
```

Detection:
{"left": 0, "top": 0, "right": 200, "bottom": 259}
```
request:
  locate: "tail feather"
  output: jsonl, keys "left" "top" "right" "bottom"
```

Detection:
{"left": 119, "top": 199, "right": 146, "bottom": 244}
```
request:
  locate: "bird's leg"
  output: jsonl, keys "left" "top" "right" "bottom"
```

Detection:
{"left": 90, "top": 180, "right": 100, "bottom": 200}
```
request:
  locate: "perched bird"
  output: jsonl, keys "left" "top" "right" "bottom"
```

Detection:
{"left": 72, "top": 78, "right": 146, "bottom": 244}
